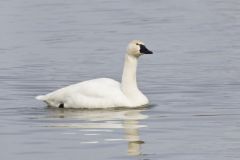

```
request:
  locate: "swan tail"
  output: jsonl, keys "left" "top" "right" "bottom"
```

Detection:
{"left": 35, "top": 95, "right": 47, "bottom": 101}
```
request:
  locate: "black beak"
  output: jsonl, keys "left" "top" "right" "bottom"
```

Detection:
{"left": 140, "top": 44, "right": 153, "bottom": 54}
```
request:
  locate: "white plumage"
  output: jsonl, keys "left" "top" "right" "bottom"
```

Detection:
{"left": 36, "top": 40, "right": 153, "bottom": 108}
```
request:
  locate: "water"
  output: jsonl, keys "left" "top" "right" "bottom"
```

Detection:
{"left": 1, "top": 0, "right": 240, "bottom": 159}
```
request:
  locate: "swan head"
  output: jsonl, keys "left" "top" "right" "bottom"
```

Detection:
{"left": 127, "top": 40, "right": 153, "bottom": 57}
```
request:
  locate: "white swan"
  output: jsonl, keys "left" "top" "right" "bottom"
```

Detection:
{"left": 36, "top": 40, "right": 153, "bottom": 108}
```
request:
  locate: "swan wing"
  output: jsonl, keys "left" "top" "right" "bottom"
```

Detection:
{"left": 38, "top": 78, "right": 129, "bottom": 108}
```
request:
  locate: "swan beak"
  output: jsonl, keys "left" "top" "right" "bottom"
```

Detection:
{"left": 140, "top": 44, "right": 153, "bottom": 54}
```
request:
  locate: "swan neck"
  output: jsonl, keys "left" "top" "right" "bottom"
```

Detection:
{"left": 121, "top": 54, "right": 139, "bottom": 93}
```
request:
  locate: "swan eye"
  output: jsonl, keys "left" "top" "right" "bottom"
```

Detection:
{"left": 136, "top": 43, "right": 140, "bottom": 45}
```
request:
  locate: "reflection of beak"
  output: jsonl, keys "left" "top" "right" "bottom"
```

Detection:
{"left": 140, "top": 44, "right": 153, "bottom": 54}
{"left": 128, "top": 140, "right": 144, "bottom": 156}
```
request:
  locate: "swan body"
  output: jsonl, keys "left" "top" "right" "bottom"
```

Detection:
{"left": 36, "top": 40, "right": 153, "bottom": 108}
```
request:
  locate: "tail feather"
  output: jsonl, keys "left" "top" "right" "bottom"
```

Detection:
{"left": 35, "top": 95, "right": 46, "bottom": 101}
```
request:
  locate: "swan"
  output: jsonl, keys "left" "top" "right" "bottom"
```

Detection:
{"left": 36, "top": 40, "right": 153, "bottom": 108}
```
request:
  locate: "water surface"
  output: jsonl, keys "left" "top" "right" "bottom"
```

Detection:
{"left": 1, "top": 0, "right": 240, "bottom": 159}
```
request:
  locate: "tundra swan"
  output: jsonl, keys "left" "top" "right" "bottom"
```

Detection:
{"left": 36, "top": 40, "right": 153, "bottom": 108}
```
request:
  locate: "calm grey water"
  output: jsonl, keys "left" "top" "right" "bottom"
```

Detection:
{"left": 1, "top": 0, "right": 240, "bottom": 159}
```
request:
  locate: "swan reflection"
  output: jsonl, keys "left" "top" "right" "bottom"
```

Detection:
{"left": 45, "top": 108, "right": 148, "bottom": 156}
